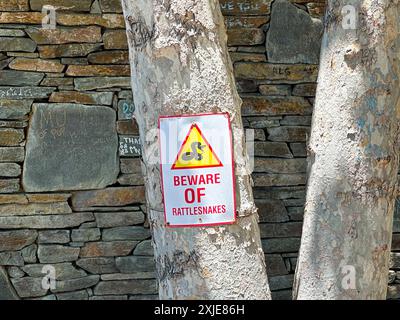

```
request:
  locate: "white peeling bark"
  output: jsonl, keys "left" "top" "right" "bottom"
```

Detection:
{"left": 121, "top": 0, "right": 271, "bottom": 299}
{"left": 294, "top": 0, "right": 400, "bottom": 300}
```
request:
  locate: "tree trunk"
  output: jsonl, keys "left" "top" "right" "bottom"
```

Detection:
{"left": 294, "top": 0, "right": 400, "bottom": 300}
{"left": 121, "top": 0, "right": 271, "bottom": 300}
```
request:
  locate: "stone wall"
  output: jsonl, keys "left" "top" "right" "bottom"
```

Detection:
{"left": 0, "top": 0, "right": 399, "bottom": 300}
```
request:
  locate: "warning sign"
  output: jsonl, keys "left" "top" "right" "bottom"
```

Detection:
{"left": 171, "top": 124, "right": 222, "bottom": 170}
{"left": 159, "top": 113, "right": 236, "bottom": 227}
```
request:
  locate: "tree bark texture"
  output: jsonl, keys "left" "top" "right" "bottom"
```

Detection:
{"left": 121, "top": 0, "right": 271, "bottom": 300}
{"left": 294, "top": 0, "right": 400, "bottom": 300}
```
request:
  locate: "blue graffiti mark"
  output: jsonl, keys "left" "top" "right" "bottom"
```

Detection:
{"left": 357, "top": 118, "right": 365, "bottom": 128}
{"left": 366, "top": 96, "right": 377, "bottom": 111}
{"left": 123, "top": 102, "right": 135, "bottom": 116}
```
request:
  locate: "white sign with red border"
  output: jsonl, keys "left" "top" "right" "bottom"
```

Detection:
{"left": 159, "top": 113, "right": 236, "bottom": 227}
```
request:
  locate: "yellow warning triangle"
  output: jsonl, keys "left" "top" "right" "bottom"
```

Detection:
{"left": 171, "top": 124, "right": 223, "bottom": 170}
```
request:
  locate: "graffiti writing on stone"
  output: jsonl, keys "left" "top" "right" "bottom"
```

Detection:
{"left": 119, "top": 135, "right": 141, "bottom": 157}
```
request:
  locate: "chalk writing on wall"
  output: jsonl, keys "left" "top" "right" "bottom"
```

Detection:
{"left": 119, "top": 135, "right": 141, "bottom": 157}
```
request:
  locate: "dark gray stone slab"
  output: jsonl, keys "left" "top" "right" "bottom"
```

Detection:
{"left": 22, "top": 263, "right": 87, "bottom": 280}
{"left": 0, "top": 267, "right": 19, "bottom": 300}
{"left": 56, "top": 290, "right": 88, "bottom": 300}
{"left": 116, "top": 256, "right": 156, "bottom": 273}
{"left": 94, "top": 279, "right": 157, "bottom": 295}
{"left": 0, "top": 71, "right": 44, "bottom": 86}
{"left": 102, "top": 226, "right": 150, "bottom": 241}
{"left": 266, "top": 0, "right": 323, "bottom": 64}
{"left": 38, "top": 230, "right": 70, "bottom": 244}
{"left": 11, "top": 277, "right": 48, "bottom": 298}
{"left": 38, "top": 245, "right": 80, "bottom": 263}
{"left": 0, "top": 37, "right": 36, "bottom": 52}
{"left": 0, "top": 99, "right": 32, "bottom": 120}
{"left": 133, "top": 240, "right": 153, "bottom": 256}
{"left": 74, "top": 77, "right": 130, "bottom": 91}
{"left": 76, "top": 257, "right": 118, "bottom": 274}
{"left": 52, "top": 275, "right": 100, "bottom": 293}
{"left": 30, "top": 0, "right": 93, "bottom": 11}
{"left": 0, "top": 251, "right": 24, "bottom": 266}
{"left": 0, "top": 230, "right": 37, "bottom": 251}
{"left": 0, "top": 212, "right": 94, "bottom": 229}
{"left": 23, "top": 103, "right": 119, "bottom": 192}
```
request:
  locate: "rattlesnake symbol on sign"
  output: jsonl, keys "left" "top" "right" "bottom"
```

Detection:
{"left": 181, "top": 142, "right": 206, "bottom": 161}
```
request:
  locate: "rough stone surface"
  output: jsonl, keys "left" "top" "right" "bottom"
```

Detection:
{"left": 56, "top": 290, "right": 88, "bottom": 300}
{"left": 0, "top": 37, "right": 36, "bottom": 52}
{"left": 38, "top": 44, "right": 102, "bottom": 58}
{"left": 0, "top": 202, "right": 72, "bottom": 216}
{"left": 76, "top": 257, "right": 118, "bottom": 274}
{"left": 52, "top": 275, "right": 99, "bottom": 293}
{"left": 120, "top": 158, "right": 142, "bottom": 174}
{"left": 0, "top": 179, "right": 20, "bottom": 193}
{"left": 38, "top": 230, "right": 70, "bottom": 244}
{"left": 0, "top": 128, "right": 24, "bottom": 146}
{"left": 267, "top": 126, "right": 310, "bottom": 142}
{"left": 227, "top": 28, "right": 265, "bottom": 46}
{"left": 71, "top": 228, "right": 101, "bottom": 242}
{"left": 0, "top": 267, "right": 19, "bottom": 300}
{"left": 88, "top": 50, "right": 129, "bottom": 64}
{"left": 0, "top": 230, "right": 37, "bottom": 251}
{"left": 256, "top": 199, "right": 289, "bottom": 223}
{"left": 0, "top": 0, "right": 29, "bottom": 11}
{"left": 23, "top": 103, "right": 118, "bottom": 192}
{"left": 21, "top": 244, "right": 37, "bottom": 263}
{"left": 134, "top": 240, "right": 153, "bottom": 256}
{"left": 266, "top": 0, "right": 323, "bottom": 64}
{"left": 262, "top": 238, "right": 301, "bottom": 253}
{"left": 49, "top": 91, "right": 113, "bottom": 105}
{"left": 94, "top": 279, "right": 157, "bottom": 295}
{"left": 0, "top": 71, "right": 44, "bottom": 86}
{"left": 102, "top": 227, "right": 150, "bottom": 241}
{"left": 22, "top": 263, "right": 86, "bottom": 280}
{"left": 0, "top": 100, "right": 32, "bottom": 120}
{"left": 30, "top": 0, "right": 93, "bottom": 12}
{"left": 0, "top": 212, "right": 94, "bottom": 229}
{"left": 66, "top": 65, "right": 130, "bottom": 77}
{"left": 79, "top": 241, "right": 138, "bottom": 258}
{"left": 26, "top": 26, "right": 102, "bottom": 45}
{"left": 241, "top": 96, "right": 312, "bottom": 116}
{"left": 265, "top": 254, "right": 288, "bottom": 276}
{"left": 95, "top": 211, "right": 145, "bottom": 228}
{"left": 259, "top": 222, "right": 303, "bottom": 238}
{"left": 254, "top": 142, "right": 293, "bottom": 158}
{"left": 99, "top": 0, "right": 122, "bottom": 13}
{"left": 57, "top": 13, "right": 125, "bottom": 28}
{"left": 254, "top": 158, "right": 306, "bottom": 173}
{"left": 103, "top": 30, "right": 128, "bottom": 49}
{"left": 38, "top": 245, "right": 80, "bottom": 263}
{"left": 74, "top": 77, "right": 130, "bottom": 90}
{"left": 116, "top": 256, "right": 156, "bottom": 273}
{"left": 72, "top": 187, "right": 146, "bottom": 208}
{"left": 9, "top": 58, "right": 65, "bottom": 73}
{"left": 253, "top": 173, "right": 306, "bottom": 186}
{"left": 235, "top": 63, "right": 318, "bottom": 82}
{"left": 11, "top": 277, "right": 47, "bottom": 298}
{"left": 0, "top": 163, "right": 22, "bottom": 177}
{"left": 0, "top": 252, "right": 24, "bottom": 266}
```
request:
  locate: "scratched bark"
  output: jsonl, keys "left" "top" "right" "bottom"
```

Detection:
{"left": 121, "top": 0, "right": 271, "bottom": 299}
{"left": 294, "top": 0, "right": 400, "bottom": 299}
